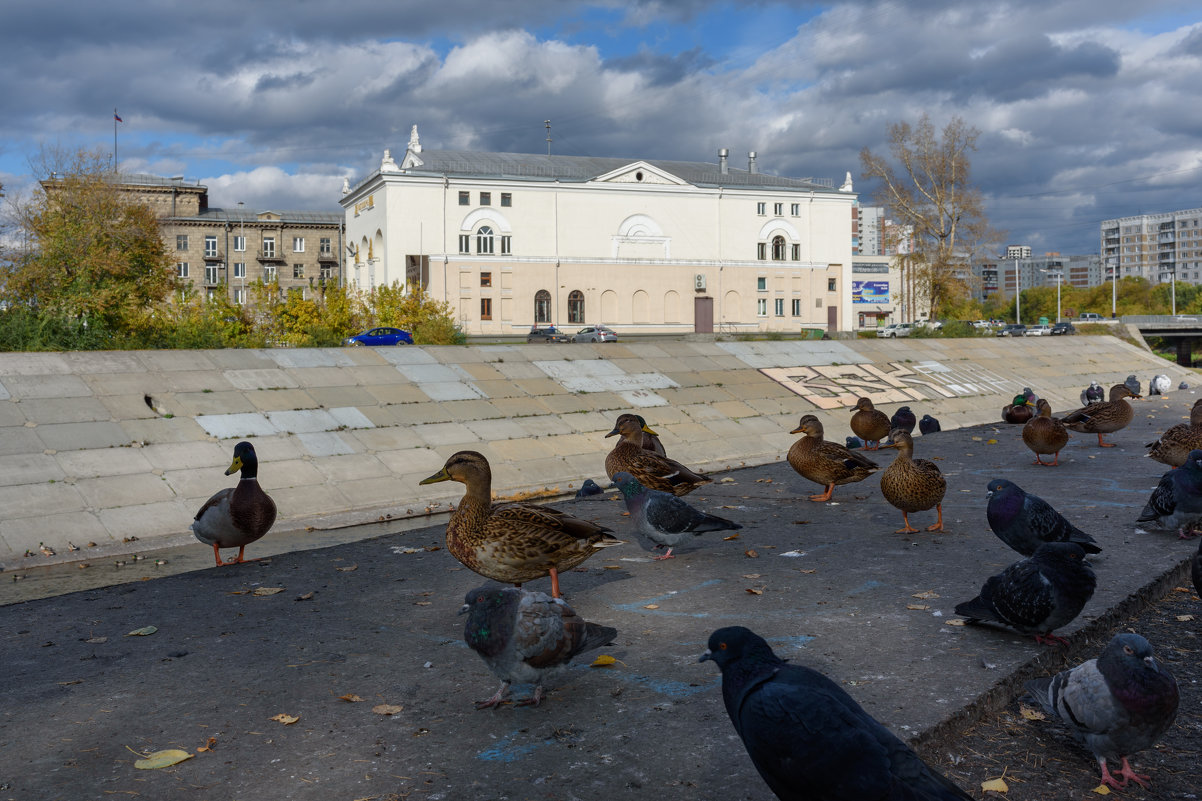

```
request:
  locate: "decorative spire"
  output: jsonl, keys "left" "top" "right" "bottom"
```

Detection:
{"left": 408, "top": 124, "right": 422, "bottom": 154}
{"left": 381, "top": 149, "right": 399, "bottom": 173}
{"left": 341, "top": 177, "right": 350, "bottom": 195}
{"left": 839, "top": 171, "right": 854, "bottom": 193}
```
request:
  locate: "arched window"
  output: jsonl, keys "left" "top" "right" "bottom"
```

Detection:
{"left": 772, "top": 235, "right": 786, "bottom": 261}
{"left": 476, "top": 226, "right": 494, "bottom": 254}
{"left": 568, "top": 290, "right": 585, "bottom": 324}
{"left": 534, "top": 290, "right": 551, "bottom": 323}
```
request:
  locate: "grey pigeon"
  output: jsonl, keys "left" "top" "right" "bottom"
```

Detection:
{"left": 1148, "top": 374, "right": 1171, "bottom": 396}
{"left": 611, "top": 471, "right": 741, "bottom": 559}
{"left": 1025, "top": 633, "right": 1178, "bottom": 790}
{"left": 1125, "top": 375, "right": 1141, "bottom": 396}
{"left": 700, "top": 626, "right": 973, "bottom": 801}
{"left": 986, "top": 479, "right": 1101, "bottom": 555}
{"left": 889, "top": 406, "right": 916, "bottom": 435}
{"left": 1136, "top": 449, "right": 1202, "bottom": 538}
{"left": 1081, "top": 381, "right": 1104, "bottom": 405}
{"left": 460, "top": 586, "right": 616, "bottom": 709}
{"left": 574, "top": 478, "right": 604, "bottom": 498}
{"left": 1179, "top": 381, "right": 1189, "bottom": 391}
{"left": 953, "top": 542, "right": 1096, "bottom": 646}
{"left": 845, "top": 435, "right": 864, "bottom": 450}
{"left": 918, "top": 414, "right": 941, "bottom": 435}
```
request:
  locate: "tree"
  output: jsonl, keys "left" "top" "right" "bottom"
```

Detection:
{"left": 861, "top": 115, "right": 1000, "bottom": 320}
{"left": 3, "top": 148, "right": 177, "bottom": 333}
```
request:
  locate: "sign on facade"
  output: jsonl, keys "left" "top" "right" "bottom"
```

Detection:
{"left": 852, "top": 280, "right": 889, "bottom": 303}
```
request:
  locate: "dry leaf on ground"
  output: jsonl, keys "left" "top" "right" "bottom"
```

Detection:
{"left": 335, "top": 564, "right": 358, "bottom": 572}
{"left": 372, "top": 704, "right": 404, "bottom": 715}
{"left": 270, "top": 713, "right": 300, "bottom": 725}
{"left": 133, "top": 749, "right": 194, "bottom": 770}
{"left": 125, "top": 626, "right": 157, "bottom": 637}
{"left": 980, "top": 777, "right": 1009, "bottom": 792}
{"left": 338, "top": 694, "right": 363, "bottom": 702}
{"left": 252, "top": 587, "right": 284, "bottom": 596}
{"left": 723, "top": 533, "right": 740, "bottom": 541}
{"left": 1019, "top": 705, "right": 1046, "bottom": 721}
{"left": 590, "top": 655, "right": 619, "bottom": 668}
{"left": 912, "top": 591, "right": 940, "bottom": 600}
{"left": 744, "top": 549, "right": 759, "bottom": 558}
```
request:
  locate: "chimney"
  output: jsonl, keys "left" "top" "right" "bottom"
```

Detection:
{"left": 748, "top": 151, "right": 758, "bottom": 174}
{"left": 719, "top": 148, "right": 729, "bottom": 175}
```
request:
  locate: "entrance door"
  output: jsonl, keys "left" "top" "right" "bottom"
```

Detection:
{"left": 827, "top": 304, "right": 838, "bottom": 333}
{"left": 694, "top": 296, "right": 713, "bottom": 333}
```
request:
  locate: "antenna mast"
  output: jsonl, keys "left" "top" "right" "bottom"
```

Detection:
{"left": 545, "top": 120, "right": 552, "bottom": 156}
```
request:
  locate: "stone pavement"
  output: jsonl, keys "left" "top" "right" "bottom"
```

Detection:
{"left": 0, "top": 398, "right": 1197, "bottom": 800}
{"left": 0, "top": 334, "right": 1193, "bottom": 566}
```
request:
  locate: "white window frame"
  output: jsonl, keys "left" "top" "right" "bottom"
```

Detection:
{"left": 264, "top": 265, "right": 277, "bottom": 283}
{"left": 176, "top": 235, "right": 188, "bottom": 251}
{"left": 233, "top": 288, "right": 245, "bottom": 304}
{"left": 774, "top": 298, "right": 784, "bottom": 317}
{"left": 791, "top": 298, "right": 801, "bottom": 316}
{"left": 791, "top": 203, "right": 800, "bottom": 216}
{"left": 757, "top": 276, "right": 767, "bottom": 291}
{"left": 757, "top": 298, "right": 767, "bottom": 316}
{"left": 233, "top": 262, "right": 246, "bottom": 279}
{"left": 233, "top": 235, "right": 246, "bottom": 252}
{"left": 262, "top": 237, "right": 276, "bottom": 258}
{"left": 176, "top": 262, "right": 189, "bottom": 278}
{"left": 319, "top": 237, "right": 332, "bottom": 255}
{"left": 774, "top": 203, "right": 783, "bottom": 216}
{"left": 204, "top": 235, "right": 218, "bottom": 258}
{"left": 756, "top": 202, "right": 766, "bottom": 216}
{"left": 204, "top": 265, "right": 220, "bottom": 284}
{"left": 293, "top": 237, "right": 305, "bottom": 252}
{"left": 477, "top": 226, "right": 495, "bottom": 254}
{"left": 293, "top": 263, "right": 304, "bottom": 279}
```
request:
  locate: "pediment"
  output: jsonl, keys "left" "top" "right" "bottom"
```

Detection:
{"left": 593, "top": 161, "right": 687, "bottom": 186}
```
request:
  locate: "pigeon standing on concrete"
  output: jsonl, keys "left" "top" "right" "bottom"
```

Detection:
{"left": 1125, "top": 375, "right": 1142, "bottom": 397}
{"left": 461, "top": 586, "right": 617, "bottom": 709}
{"left": 610, "top": 471, "right": 741, "bottom": 559}
{"left": 1025, "top": 633, "right": 1178, "bottom": 790}
{"left": 1081, "top": 381, "right": 1104, "bottom": 405}
{"left": 954, "top": 542, "right": 1096, "bottom": 646}
{"left": 919, "top": 414, "right": 941, "bottom": 435}
{"left": 889, "top": 406, "right": 917, "bottom": 435}
{"left": 986, "top": 479, "right": 1101, "bottom": 556}
{"left": 574, "top": 479, "right": 604, "bottom": 498}
{"left": 1179, "top": 381, "right": 1190, "bottom": 391}
{"left": 844, "top": 435, "right": 864, "bottom": 450}
{"left": 1148, "top": 374, "right": 1171, "bottom": 396}
{"left": 1136, "top": 449, "right": 1202, "bottom": 538}
{"left": 699, "top": 626, "right": 974, "bottom": 801}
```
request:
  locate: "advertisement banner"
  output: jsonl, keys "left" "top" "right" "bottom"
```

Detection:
{"left": 852, "top": 280, "right": 889, "bottom": 304}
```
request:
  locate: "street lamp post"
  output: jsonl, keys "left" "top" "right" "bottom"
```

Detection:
{"left": 1014, "top": 258, "right": 1020, "bottom": 324}
{"left": 1111, "top": 260, "right": 1118, "bottom": 318}
{"left": 237, "top": 201, "right": 246, "bottom": 304}
{"left": 1171, "top": 265, "right": 1177, "bottom": 315}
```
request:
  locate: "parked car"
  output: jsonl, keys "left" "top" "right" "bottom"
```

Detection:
{"left": 526, "top": 325, "right": 571, "bottom": 344}
{"left": 997, "top": 323, "right": 1027, "bottom": 337}
{"left": 343, "top": 327, "right": 413, "bottom": 346}
{"left": 972, "top": 320, "right": 993, "bottom": 330}
{"left": 877, "top": 322, "right": 913, "bottom": 338}
{"left": 573, "top": 325, "right": 618, "bottom": 343}
{"left": 875, "top": 324, "right": 898, "bottom": 338}
{"left": 1077, "top": 312, "right": 1103, "bottom": 321}
{"left": 1024, "top": 324, "right": 1052, "bottom": 336}
{"left": 1050, "top": 321, "right": 1077, "bottom": 335}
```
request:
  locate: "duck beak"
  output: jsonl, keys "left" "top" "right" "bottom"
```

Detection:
{"left": 789, "top": 426, "right": 804, "bottom": 434}
{"left": 419, "top": 467, "right": 451, "bottom": 485}
{"left": 604, "top": 426, "right": 620, "bottom": 438}
{"left": 224, "top": 456, "right": 243, "bottom": 476}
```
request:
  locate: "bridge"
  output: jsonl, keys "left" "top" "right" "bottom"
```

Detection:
{"left": 1123, "top": 315, "right": 1202, "bottom": 365}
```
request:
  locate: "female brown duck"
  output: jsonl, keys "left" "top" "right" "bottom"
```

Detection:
{"left": 1060, "top": 384, "right": 1140, "bottom": 447}
{"left": 879, "top": 429, "right": 946, "bottom": 532}
{"left": 787, "top": 415, "right": 879, "bottom": 502}
{"left": 850, "top": 397, "right": 891, "bottom": 450}
{"left": 420, "top": 451, "right": 623, "bottom": 597}
{"left": 1023, "top": 398, "right": 1070, "bottom": 466}
{"left": 604, "top": 415, "right": 710, "bottom": 496}
{"left": 1146, "top": 398, "right": 1202, "bottom": 468}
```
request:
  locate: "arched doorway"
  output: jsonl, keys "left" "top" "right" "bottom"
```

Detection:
{"left": 534, "top": 289, "right": 551, "bottom": 324}
{"left": 567, "top": 290, "right": 585, "bottom": 324}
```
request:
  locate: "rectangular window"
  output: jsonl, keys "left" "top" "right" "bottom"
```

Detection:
{"left": 293, "top": 264, "right": 304, "bottom": 279}
{"left": 233, "top": 235, "right": 246, "bottom": 252}
{"left": 458, "top": 234, "right": 470, "bottom": 254}
{"left": 293, "top": 237, "right": 305, "bottom": 252}
{"left": 757, "top": 276, "right": 767, "bottom": 291}
{"left": 319, "top": 237, "right": 331, "bottom": 254}
{"left": 757, "top": 242, "right": 767, "bottom": 260}
{"left": 480, "top": 192, "right": 491, "bottom": 206}
{"left": 176, "top": 235, "right": 188, "bottom": 250}
{"left": 319, "top": 265, "right": 333, "bottom": 280}
{"left": 774, "top": 298, "right": 784, "bottom": 317}
{"left": 233, "top": 288, "right": 245, "bottom": 305}
{"left": 204, "top": 235, "right": 218, "bottom": 257}
{"left": 264, "top": 265, "right": 277, "bottom": 283}
{"left": 480, "top": 298, "right": 493, "bottom": 320}
{"left": 774, "top": 203, "right": 783, "bottom": 216}
{"left": 501, "top": 235, "right": 511, "bottom": 255}
{"left": 233, "top": 262, "right": 245, "bottom": 278}
{"left": 815, "top": 297, "right": 823, "bottom": 308}
{"left": 262, "top": 237, "right": 276, "bottom": 258}
{"left": 791, "top": 299, "right": 801, "bottom": 316}
{"left": 204, "top": 265, "right": 220, "bottom": 284}
{"left": 757, "top": 298, "right": 767, "bottom": 316}
{"left": 791, "top": 203, "right": 800, "bottom": 216}
{"left": 828, "top": 278, "right": 836, "bottom": 292}
{"left": 756, "top": 202, "right": 766, "bottom": 215}
{"left": 480, "top": 271, "right": 492, "bottom": 287}
{"left": 792, "top": 243, "right": 801, "bottom": 261}
{"left": 458, "top": 191, "right": 470, "bottom": 206}
{"left": 500, "top": 193, "right": 512, "bottom": 207}
{"left": 175, "top": 262, "right": 189, "bottom": 278}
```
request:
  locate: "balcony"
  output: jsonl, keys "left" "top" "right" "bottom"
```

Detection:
{"left": 202, "top": 249, "right": 224, "bottom": 262}
{"left": 317, "top": 249, "right": 338, "bottom": 264}
{"left": 256, "top": 249, "right": 285, "bottom": 263}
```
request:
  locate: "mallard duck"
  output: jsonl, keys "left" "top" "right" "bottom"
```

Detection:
{"left": 879, "top": 429, "right": 945, "bottom": 532}
{"left": 1146, "top": 399, "right": 1202, "bottom": 468}
{"left": 191, "top": 441, "right": 277, "bottom": 566}
{"left": 604, "top": 415, "right": 711, "bottom": 496}
{"left": 850, "top": 397, "right": 891, "bottom": 450}
{"left": 420, "top": 451, "right": 623, "bottom": 598}
{"left": 1002, "top": 393, "right": 1035, "bottom": 424}
{"left": 632, "top": 413, "right": 667, "bottom": 456}
{"left": 787, "top": 415, "right": 879, "bottom": 502}
{"left": 1023, "top": 399, "right": 1070, "bottom": 466}
{"left": 1060, "top": 384, "right": 1140, "bottom": 447}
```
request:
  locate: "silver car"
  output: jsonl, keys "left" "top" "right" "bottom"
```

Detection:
{"left": 573, "top": 325, "right": 618, "bottom": 343}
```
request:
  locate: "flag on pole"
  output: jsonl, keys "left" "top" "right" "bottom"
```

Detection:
{"left": 114, "top": 112, "right": 123, "bottom": 122}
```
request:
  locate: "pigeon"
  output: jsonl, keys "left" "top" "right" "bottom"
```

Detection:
{"left": 1125, "top": 375, "right": 1141, "bottom": 396}
{"left": 460, "top": 586, "right": 617, "bottom": 709}
{"left": 985, "top": 479, "right": 1101, "bottom": 556}
{"left": 574, "top": 479, "right": 604, "bottom": 498}
{"left": 1135, "top": 449, "right": 1202, "bottom": 538}
{"left": 844, "top": 435, "right": 864, "bottom": 450}
{"left": 699, "top": 626, "right": 974, "bottom": 801}
{"left": 1149, "top": 374, "right": 1171, "bottom": 396}
{"left": 889, "top": 406, "right": 917, "bottom": 436}
{"left": 1025, "top": 633, "right": 1178, "bottom": 790}
{"left": 953, "top": 542, "right": 1096, "bottom": 646}
{"left": 918, "top": 414, "right": 941, "bottom": 435}
{"left": 1179, "top": 381, "right": 1190, "bottom": 391}
{"left": 1081, "top": 381, "right": 1104, "bottom": 405}
{"left": 1192, "top": 537, "right": 1202, "bottom": 597}
{"left": 610, "top": 471, "right": 741, "bottom": 559}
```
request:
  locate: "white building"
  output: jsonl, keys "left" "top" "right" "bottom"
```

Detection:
{"left": 340, "top": 127, "right": 857, "bottom": 336}
{"left": 1101, "top": 208, "right": 1202, "bottom": 285}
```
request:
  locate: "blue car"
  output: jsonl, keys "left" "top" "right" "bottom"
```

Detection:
{"left": 344, "top": 326, "right": 413, "bottom": 346}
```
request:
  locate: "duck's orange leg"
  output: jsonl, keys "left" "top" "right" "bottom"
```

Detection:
{"left": 925, "top": 505, "right": 944, "bottom": 532}
{"left": 808, "top": 484, "right": 835, "bottom": 502}
{"left": 894, "top": 512, "right": 919, "bottom": 534}
{"left": 1097, "top": 433, "right": 1115, "bottom": 447}
{"left": 548, "top": 567, "right": 562, "bottom": 598}
{"left": 212, "top": 544, "right": 227, "bottom": 566}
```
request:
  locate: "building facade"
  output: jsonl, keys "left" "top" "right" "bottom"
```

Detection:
{"left": 1101, "top": 208, "right": 1202, "bottom": 286}
{"left": 340, "top": 128, "right": 857, "bottom": 336}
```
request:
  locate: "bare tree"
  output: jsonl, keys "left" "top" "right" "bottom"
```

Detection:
{"left": 861, "top": 115, "right": 1000, "bottom": 320}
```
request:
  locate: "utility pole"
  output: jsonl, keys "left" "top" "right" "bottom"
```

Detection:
{"left": 545, "top": 120, "right": 552, "bottom": 156}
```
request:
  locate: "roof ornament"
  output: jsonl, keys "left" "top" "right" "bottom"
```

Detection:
{"left": 408, "top": 124, "right": 422, "bottom": 154}
{"left": 840, "top": 171, "right": 854, "bottom": 192}
{"left": 341, "top": 177, "right": 350, "bottom": 195}
{"left": 381, "top": 149, "right": 399, "bottom": 173}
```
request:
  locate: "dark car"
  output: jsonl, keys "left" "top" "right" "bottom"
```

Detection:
{"left": 996, "top": 323, "right": 1027, "bottom": 337}
{"left": 1050, "top": 321, "right": 1077, "bottom": 336}
{"left": 526, "top": 326, "right": 571, "bottom": 344}
{"left": 343, "top": 326, "right": 413, "bottom": 346}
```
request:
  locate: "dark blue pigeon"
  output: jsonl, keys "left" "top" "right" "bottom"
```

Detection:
{"left": 954, "top": 542, "right": 1096, "bottom": 646}
{"left": 918, "top": 414, "right": 941, "bottom": 435}
{"left": 1136, "top": 449, "right": 1202, "bottom": 538}
{"left": 1179, "top": 381, "right": 1190, "bottom": 391}
{"left": 700, "top": 626, "right": 973, "bottom": 801}
{"left": 1125, "top": 375, "right": 1141, "bottom": 396}
{"left": 1081, "top": 381, "right": 1104, "bottom": 405}
{"left": 574, "top": 479, "right": 604, "bottom": 498}
{"left": 611, "top": 471, "right": 740, "bottom": 559}
{"left": 845, "top": 435, "right": 864, "bottom": 450}
{"left": 1025, "top": 633, "right": 1178, "bottom": 791}
{"left": 889, "top": 406, "right": 917, "bottom": 435}
{"left": 986, "top": 479, "right": 1101, "bottom": 556}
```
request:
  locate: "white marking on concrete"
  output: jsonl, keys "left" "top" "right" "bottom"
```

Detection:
{"left": 328, "top": 407, "right": 375, "bottom": 429}
{"left": 266, "top": 409, "right": 340, "bottom": 434}
{"left": 619, "top": 390, "right": 668, "bottom": 407}
{"left": 297, "top": 431, "right": 356, "bottom": 457}
{"left": 196, "top": 413, "right": 278, "bottom": 439}
{"left": 267, "top": 349, "right": 357, "bottom": 368}
{"left": 420, "top": 381, "right": 487, "bottom": 401}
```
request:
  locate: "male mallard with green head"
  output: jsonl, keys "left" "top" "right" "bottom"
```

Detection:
{"left": 191, "top": 441, "right": 277, "bottom": 566}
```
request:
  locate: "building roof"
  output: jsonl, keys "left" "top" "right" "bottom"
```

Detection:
{"left": 170, "top": 208, "right": 342, "bottom": 225}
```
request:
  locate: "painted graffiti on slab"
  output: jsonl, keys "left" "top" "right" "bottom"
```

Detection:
{"left": 760, "top": 361, "right": 1012, "bottom": 409}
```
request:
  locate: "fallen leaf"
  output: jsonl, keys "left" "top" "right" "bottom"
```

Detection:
{"left": 912, "top": 590, "right": 940, "bottom": 600}
{"left": 746, "top": 587, "right": 764, "bottom": 595}
{"left": 134, "top": 749, "right": 194, "bottom": 770}
{"left": 270, "top": 714, "right": 300, "bottom": 725}
{"left": 1019, "top": 705, "right": 1047, "bottom": 721}
{"left": 226, "top": 590, "right": 249, "bottom": 595}
{"left": 84, "top": 636, "right": 108, "bottom": 644}
{"left": 125, "top": 626, "right": 157, "bottom": 637}
{"left": 906, "top": 604, "right": 930, "bottom": 611}
{"left": 945, "top": 619, "right": 966, "bottom": 627}
{"left": 57, "top": 679, "right": 83, "bottom": 686}
{"left": 338, "top": 694, "right": 364, "bottom": 703}
{"left": 798, "top": 569, "right": 817, "bottom": 574}
{"left": 791, "top": 520, "right": 811, "bottom": 525}
{"left": 779, "top": 550, "right": 806, "bottom": 557}
{"left": 603, "top": 565, "right": 622, "bottom": 570}
{"left": 971, "top": 436, "right": 983, "bottom": 441}
{"left": 981, "top": 777, "right": 1009, "bottom": 792}
{"left": 1176, "top": 614, "right": 1195, "bottom": 622}
{"left": 295, "top": 592, "right": 314, "bottom": 601}
{"left": 372, "top": 704, "right": 404, "bottom": 716}
{"left": 590, "top": 655, "right": 618, "bottom": 668}
{"left": 252, "top": 587, "right": 285, "bottom": 596}
{"left": 986, "top": 439, "right": 998, "bottom": 444}
{"left": 335, "top": 564, "right": 358, "bottom": 572}
{"left": 744, "top": 549, "right": 759, "bottom": 558}
{"left": 196, "top": 737, "right": 217, "bottom": 753}
{"left": 723, "top": 533, "right": 741, "bottom": 541}
{"left": 1092, "top": 785, "right": 1111, "bottom": 795}
{"left": 643, "top": 604, "right": 659, "bottom": 609}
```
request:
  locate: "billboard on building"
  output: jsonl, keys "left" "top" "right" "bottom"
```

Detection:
{"left": 852, "top": 280, "right": 889, "bottom": 303}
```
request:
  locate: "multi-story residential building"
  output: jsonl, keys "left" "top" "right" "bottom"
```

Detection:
{"left": 65, "top": 173, "right": 345, "bottom": 304}
{"left": 340, "top": 127, "right": 857, "bottom": 336}
{"left": 1101, "top": 208, "right": 1202, "bottom": 285}
{"left": 854, "top": 205, "right": 885, "bottom": 256}
{"left": 971, "top": 253, "right": 1103, "bottom": 301}
{"left": 1004, "top": 245, "right": 1032, "bottom": 260}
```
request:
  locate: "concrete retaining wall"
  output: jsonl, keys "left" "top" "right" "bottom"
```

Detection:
{"left": 0, "top": 336, "right": 1195, "bottom": 566}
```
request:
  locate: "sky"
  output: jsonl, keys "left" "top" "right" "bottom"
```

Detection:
{"left": 2, "top": 0, "right": 1200, "bottom": 256}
